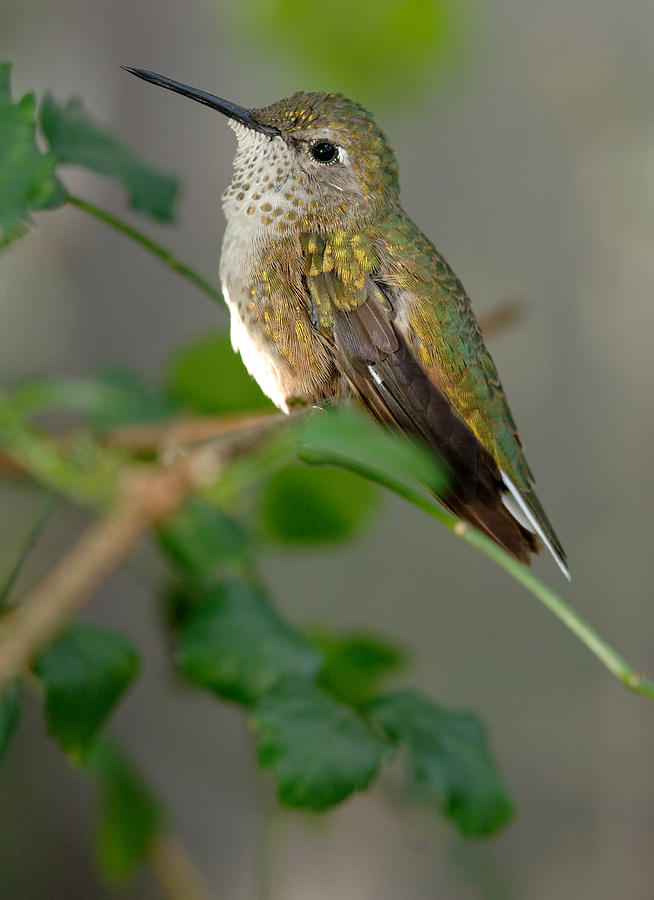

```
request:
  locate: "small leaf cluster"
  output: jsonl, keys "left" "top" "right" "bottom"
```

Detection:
{"left": 161, "top": 498, "right": 513, "bottom": 833}
{"left": 34, "top": 630, "right": 163, "bottom": 880}
{"left": 0, "top": 622, "right": 161, "bottom": 881}
{"left": 0, "top": 62, "right": 177, "bottom": 246}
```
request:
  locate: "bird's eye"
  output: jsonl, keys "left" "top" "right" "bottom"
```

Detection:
{"left": 310, "top": 140, "right": 339, "bottom": 164}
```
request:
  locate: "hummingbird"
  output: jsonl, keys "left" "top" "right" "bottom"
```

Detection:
{"left": 124, "top": 67, "right": 569, "bottom": 579}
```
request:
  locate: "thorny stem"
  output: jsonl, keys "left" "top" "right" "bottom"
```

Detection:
{"left": 66, "top": 194, "right": 223, "bottom": 305}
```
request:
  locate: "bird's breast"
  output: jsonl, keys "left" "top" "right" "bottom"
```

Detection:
{"left": 219, "top": 223, "right": 339, "bottom": 412}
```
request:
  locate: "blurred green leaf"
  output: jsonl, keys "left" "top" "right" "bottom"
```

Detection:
{"left": 33, "top": 623, "right": 139, "bottom": 753}
{"left": 8, "top": 371, "right": 173, "bottom": 428}
{"left": 9, "top": 376, "right": 127, "bottom": 418}
{"left": 176, "top": 581, "right": 322, "bottom": 705}
{"left": 0, "top": 62, "right": 66, "bottom": 242}
{"left": 259, "top": 462, "right": 378, "bottom": 546}
{"left": 228, "top": 0, "right": 462, "bottom": 102}
{"left": 167, "top": 330, "right": 274, "bottom": 414}
{"left": 311, "top": 630, "right": 406, "bottom": 706}
{"left": 89, "top": 368, "right": 176, "bottom": 429}
{"left": 0, "top": 684, "right": 20, "bottom": 764}
{"left": 84, "top": 738, "right": 164, "bottom": 881}
{"left": 0, "top": 396, "right": 119, "bottom": 504}
{"left": 158, "top": 498, "right": 252, "bottom": 580}
{"left": 367, "top": 690, "right": 514, "bottom": 836}
{"left": 253, "top": 680, "right": 386, "bottom": 810}
{"left": 39, "top": 94, "right": 178, "bottom": 222}
{"left": 297, "top": 405, "right": 447, "bottom": 496}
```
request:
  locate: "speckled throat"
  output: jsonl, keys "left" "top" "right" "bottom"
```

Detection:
{"left": 221, "top": 123, "right": 312, "bottom": 239}
{"left": 220, "top": 122, "right": 340, "bottom": 414}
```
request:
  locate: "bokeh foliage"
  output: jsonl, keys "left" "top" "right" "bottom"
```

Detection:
{"left": 0, "top": 63, "right": 64, "bottom": 242}
{"left": 225, "top": 0, "right": 465, "bottom": 104}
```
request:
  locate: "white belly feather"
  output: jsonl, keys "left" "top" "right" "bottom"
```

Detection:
{"left": 222, "top": 283, "right": 291, "bottom": 413}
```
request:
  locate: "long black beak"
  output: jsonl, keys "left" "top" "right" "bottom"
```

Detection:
{"left": 122, "top": 67, "right": 279, "bottom": 137}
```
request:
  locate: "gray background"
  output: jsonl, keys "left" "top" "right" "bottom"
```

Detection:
{"left": 2, "top": 0, "right": 654, "bottom": 897}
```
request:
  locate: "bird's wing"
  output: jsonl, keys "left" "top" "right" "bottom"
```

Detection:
{"left": 373, "top": 215, "right": 567, "bottom": 574}
{"left": 301, "top": 225, "right": 568, "bottom": 575}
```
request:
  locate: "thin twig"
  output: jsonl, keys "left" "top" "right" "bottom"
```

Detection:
{"left": 149, "top": 834, "right": 215, "bottom": 900}
{"left": 0, "top": 416, "right": 286, "bottom": 692}
{"left": 0, "top": 495, "right": 56, "bottom": 609}
{"left": 0, "top": 410, "right": 282, "bottom": 478}
{"left": 104, "top": 409, "right": 280, "bottom": 453}
{"left": 309, "top": 449, "right": 654, "bottom": 701}
{"left": 66, "top": 194, "right": 222, "bottom": 305}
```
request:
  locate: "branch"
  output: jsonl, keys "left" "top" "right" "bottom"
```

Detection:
{"left": 104, "top": 410, "right": 280, "bottom": 453}
{"left": 0, "top": 415, "right": 286, "bottom": 692}
{"left": 0, "top": 410, "right": 281, "bottom": 478}
{"left": 149, "top": 835, "right": 214, "bottom": 900}
{"left": 318, "top": 452, "right": 654, "bottom": 700}
{"left": 66, "top": 194, "right": 222, "bottom": 305}
{"left": 0, "top": 496, "right": 56, "bottom": 609}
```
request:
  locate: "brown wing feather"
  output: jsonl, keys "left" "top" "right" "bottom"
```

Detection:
{"left": 323, "top": 275, "right": 537, "bottom": 562}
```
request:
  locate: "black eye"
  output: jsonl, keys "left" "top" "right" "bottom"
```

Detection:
{"left": 310, "top": 141, "right": 338, "bottom": 164}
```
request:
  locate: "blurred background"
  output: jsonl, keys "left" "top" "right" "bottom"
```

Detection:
{"left": 2, "top": 0, "right": 654, "bottom": 897}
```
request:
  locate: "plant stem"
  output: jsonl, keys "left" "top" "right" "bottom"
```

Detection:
{"left": 0, "top": 495, "right": 56, "bottom": 610}
{"left": 66, "top": 194, "right": 222, "bottom": 305}
{"left": 311, "top": 451, "right": 654, "bottom": 701}
{"left": 253, "top": 775, "right": 278, "bottom": 900}
{"left": 149, "top": 835, "right": 214, "bottom": 900}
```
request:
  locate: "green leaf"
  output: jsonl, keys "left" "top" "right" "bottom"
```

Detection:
{"left": 0, "top": 684, "right": 21, "bottom": 763}
{"left": 311, "top": 630, "right": 406, "bottom": 706}
{"left": 33, "top": 623, "right": 140, "bottom": 753}
{"left": 176, "top": 581, "right": 321, "bottom": 705}
{"left": 89, "top": 368, "right": 177, "bottom": 430}
{"left": 227, "top": 0, "right": 463, "bottom": 104}
{"left": 297, "top": 405, "right": 448, "bottom": 496}
{"left": 84, "top": 738, "right": 164, "bottom": 881}
{"left": 158, "top": 498, "right": 252, "bottom": 580}
{"left": 8, "top": 371, "right": 171, "bottom": 426}
{"left": 8, "top": 376, "right": 120, "bottom": 417}
{"left": 0, "top": 396, "right": 119, "bottom": 505}
{"left": 166, "top": 330, "right": 274, "bottom": 414}
{"left": 259, "top": 462, "right": 378, "bottom": 545}
{"left": 0, "top": 62, "right": 66, "bottom": 241}
{"left": 366, "top": 690, "right": 514, "bottom": 836}
{"left": 253, "top": 680, "right": 386, "bottom": 810}
{"left": 39, "top": 94, "right": 178, "bottom": 222}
